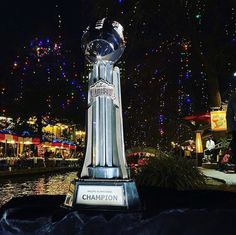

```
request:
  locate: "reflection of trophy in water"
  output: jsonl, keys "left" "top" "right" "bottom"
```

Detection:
{"left": 64, "top": 18, "right": 140, "bottom": 210}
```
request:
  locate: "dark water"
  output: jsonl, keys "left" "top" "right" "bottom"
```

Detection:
{"left": 0, "top": 171, "right": 77, "bottom": 207}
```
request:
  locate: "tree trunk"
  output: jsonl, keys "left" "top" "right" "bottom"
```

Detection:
{"left": 206, "top": 67, "right": 221, "bottom": 108}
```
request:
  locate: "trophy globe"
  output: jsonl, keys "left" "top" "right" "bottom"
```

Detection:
{"left": 81, "top": 18, "right": 126, "bottom": 64}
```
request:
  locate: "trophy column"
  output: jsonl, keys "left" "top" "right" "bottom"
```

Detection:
{"left": 81, "top": 62, "right": 129, "bottom": 179}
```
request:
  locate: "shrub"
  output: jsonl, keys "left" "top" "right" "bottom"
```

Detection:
{"left": 134, "top": 154, "right": 206, "bottom": 190}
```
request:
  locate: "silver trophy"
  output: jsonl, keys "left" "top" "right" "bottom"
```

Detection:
{"left": 64, "top": 18, "right": 140, "bottom": 210}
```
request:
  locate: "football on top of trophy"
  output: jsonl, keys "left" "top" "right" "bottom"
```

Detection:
{"left": 81, "top": 18, "right": 126, "bottom": 64}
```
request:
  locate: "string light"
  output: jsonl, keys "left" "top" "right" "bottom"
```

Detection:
{"left": 2, "top": 1, "right": 234, "bottom": 148}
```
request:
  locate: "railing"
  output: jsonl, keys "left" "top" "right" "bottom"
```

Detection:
{"left": 0, "top": 157, "right": 79, "bottom": 171}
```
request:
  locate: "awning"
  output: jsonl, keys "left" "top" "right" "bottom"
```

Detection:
{"left": 32, "top": 138, "right": 41, "bottom": 145}
{"left": 0, "top": 133, "right": 18, "bottom": 143}
{"left": 0, "top": 133, "right": 5, "bottom": 141}
{"left": 183, "top": 113, "right": 210, "bottom": 122}
{"left": 0, "top": 134, "right": 40, "bottom": 145}
{"left": 44, "top": 141, "right": 76, "bottom": 150}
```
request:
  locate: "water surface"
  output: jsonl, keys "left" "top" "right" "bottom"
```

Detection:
{"left": 0, "top": 171, "right": 77, "bottom": 207}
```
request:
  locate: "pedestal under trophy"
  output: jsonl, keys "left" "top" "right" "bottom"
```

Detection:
{"left": 64, "top": 18, "right": 141, "bottom": 210}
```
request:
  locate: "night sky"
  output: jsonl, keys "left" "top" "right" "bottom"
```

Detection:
{"left": 0, "top": 0, "right": 236, "bottom": 149}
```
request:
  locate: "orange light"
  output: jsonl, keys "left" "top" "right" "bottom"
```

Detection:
{"left": 195, "top": 132, "right": 203, "bottom": 153}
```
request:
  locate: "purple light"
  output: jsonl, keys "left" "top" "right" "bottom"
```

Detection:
{"left": 159, "top": 115, "right": 164, "bottom": 122}
{"left": 154, "top": 69, "right": 159, "bottom": 75}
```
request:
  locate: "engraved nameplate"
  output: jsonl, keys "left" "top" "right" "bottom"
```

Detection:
{"left": 76, "top": 185, "right": 125, "bottom": 206}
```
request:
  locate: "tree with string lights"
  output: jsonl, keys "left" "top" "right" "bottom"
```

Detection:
{"left": 7, "top": 36, "right": 86, "bottom": 139}
{"left": 4, "top": 4, "right": 87, "bottom": 139}
{"left": 87, "top": 0, "right": 236, "bottom": 149}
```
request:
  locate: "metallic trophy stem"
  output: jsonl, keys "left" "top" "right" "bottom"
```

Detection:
{"left": 81, "top": 62, "right": 129, "bottom": 179}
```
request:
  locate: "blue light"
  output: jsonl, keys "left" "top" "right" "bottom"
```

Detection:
{"left": 185, "top": 72, "right": 189, "bottom": 79}
{"left": 159, "top": 115, "right": 165, "bottom": 122}
{"left": 22, "top": 131, "right": 30, "bottom": 136}
{"left": 185, "top": 96, "right": 191, "bottom": 103}
{"left": 53, "top": 138, "right": 60, "bottom": 143}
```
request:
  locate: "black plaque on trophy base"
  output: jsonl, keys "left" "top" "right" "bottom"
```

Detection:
{"left": 64, "top": 179, "right": 141, "bottom": 211}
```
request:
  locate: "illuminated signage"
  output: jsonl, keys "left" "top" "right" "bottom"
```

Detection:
{"left": 210, "top": 111, "right": 227, "bottom": 131}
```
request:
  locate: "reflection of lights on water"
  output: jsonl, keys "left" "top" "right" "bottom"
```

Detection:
{"left": 35, "top": 178, "right": 45, "bottom": 194}
{"left": 0, "top": 171, "right": 77, "bottom": 206}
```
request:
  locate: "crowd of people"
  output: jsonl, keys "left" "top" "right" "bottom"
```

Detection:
{"left": 201, "top": 136, "right": 236, "bottom": 173}
{"left": 170, "top": 141, "right": 195, "bottom": 159}
{"left": 0, "top": 150, "right": 83, "bottom": 171}
{"left": 170, "top": 137, "right": 236, "bottom": 173}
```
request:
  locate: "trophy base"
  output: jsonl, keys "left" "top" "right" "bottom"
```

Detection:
{"left": 64, "top": 179, "right": 141, "bottom": 211}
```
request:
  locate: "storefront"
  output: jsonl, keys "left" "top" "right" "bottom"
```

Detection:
{"left": 41, "top": 140, "right": 76, "bottom": 158}
{"left": 0, "top": 133, "right": 40, "bottom": 157}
